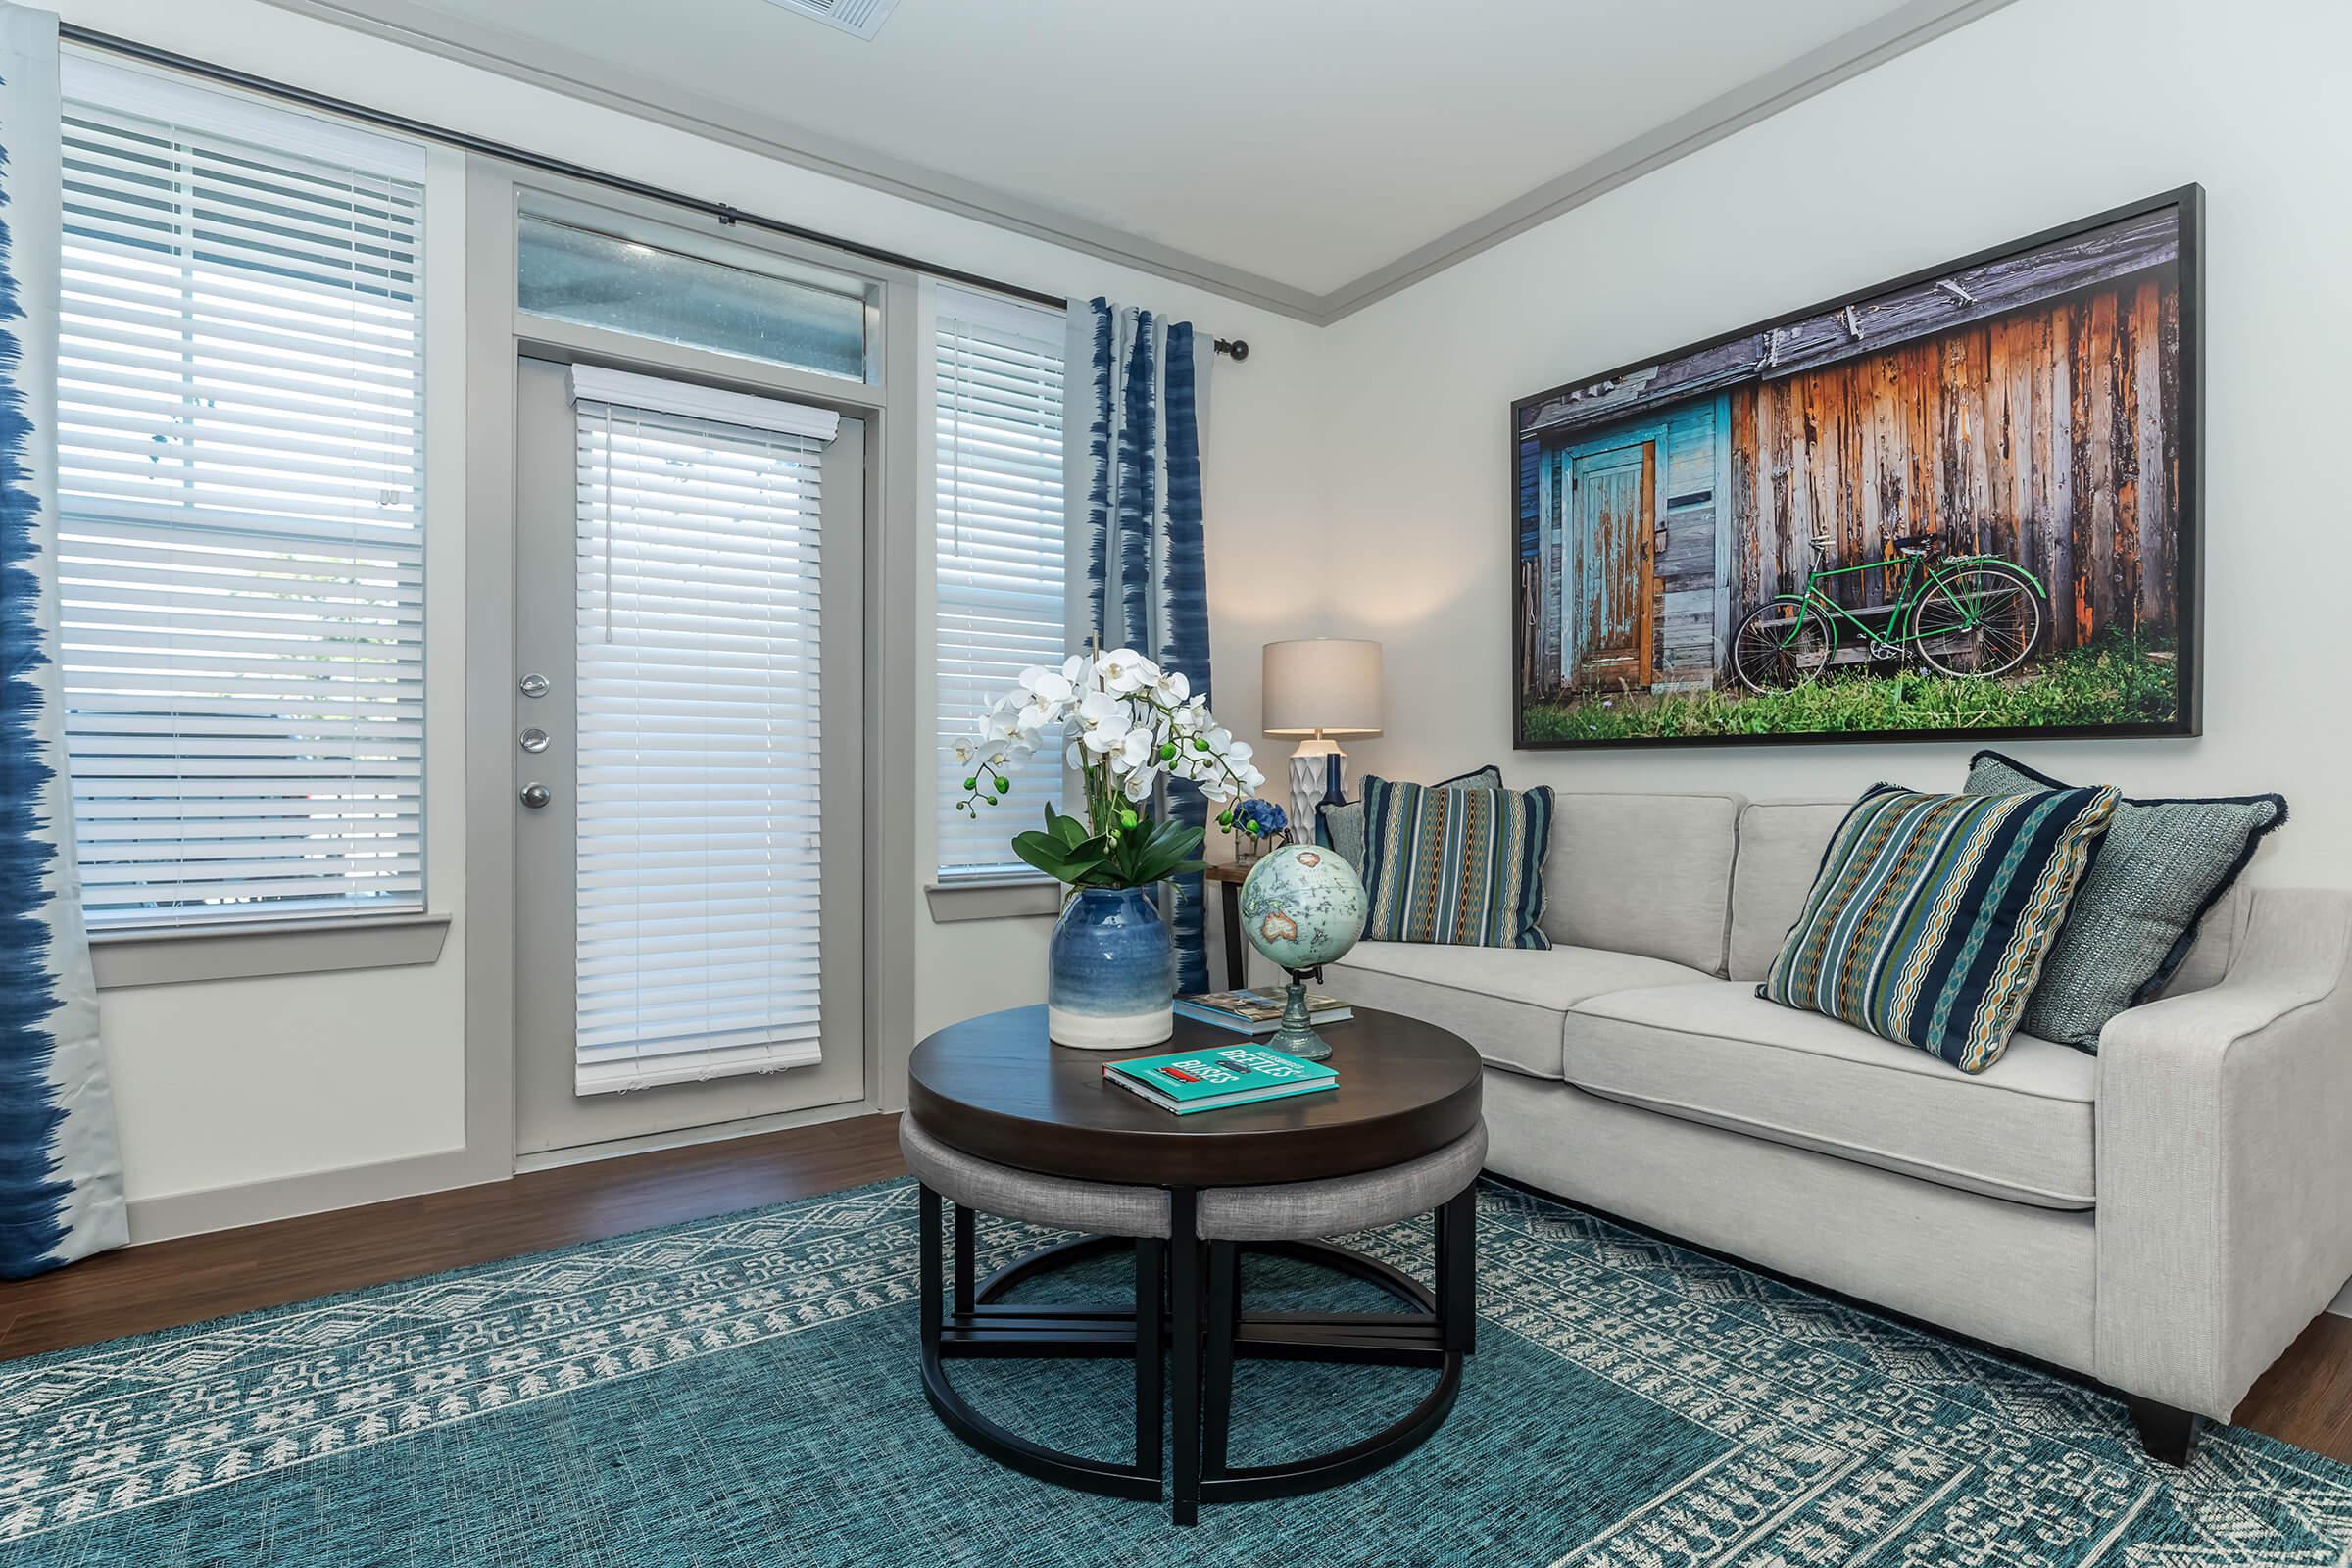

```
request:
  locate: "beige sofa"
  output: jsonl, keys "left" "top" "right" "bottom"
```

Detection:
{"left": 1325, "top": 790, "right": 2352, "bottom": 1460}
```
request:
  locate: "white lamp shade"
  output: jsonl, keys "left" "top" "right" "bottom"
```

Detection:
{"left": 1262, "top": 639, "right": 1384, "bottom": 738}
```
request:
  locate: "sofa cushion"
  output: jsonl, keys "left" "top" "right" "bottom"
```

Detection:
{"left": 1728, "top": 799, "right": 1849, "bottom": 979}
{"left": 1566, "top": 980, "right": 2096, "bottom": 1209}
{"left": 1327, "top": 940, "right": 1715, "bottom": 1080}
{"left": 1539, "top": 791, "right": 1742, "bottom": 973}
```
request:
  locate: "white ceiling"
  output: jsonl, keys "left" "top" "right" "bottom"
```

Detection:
{"left": 284, "top": 0, "right": 2002, "bottom": 310}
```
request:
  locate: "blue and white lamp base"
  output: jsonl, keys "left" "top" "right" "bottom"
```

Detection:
{"left": 1288, "top": 738, "right": 1348, "bottom": 844}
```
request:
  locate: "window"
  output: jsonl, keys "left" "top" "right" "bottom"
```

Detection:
{"left": 56, "top": 61, "right": 429, "bottom": 930}
{"left": 569, "top": 368, "right": 835, "bottom": 1093}
{"left": 933, "top": 290, "right": 1067, "bottom": 881}
{"left": 517, "top": 210, "right": 874, "bottom": 382}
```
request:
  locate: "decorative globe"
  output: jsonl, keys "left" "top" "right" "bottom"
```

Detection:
{"left": 1239, "top": 843, "right": 1366, "bottom": 972}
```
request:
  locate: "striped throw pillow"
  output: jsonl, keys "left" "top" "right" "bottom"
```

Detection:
{"left": 1759, "top": 783, "right": 2119, "bottom": 1072}
{"left": 1359, "top": 775, "right": 1553, "bottom": 950}
{"left": 1316, "top": 764, "right": 1500, "bottom": 874}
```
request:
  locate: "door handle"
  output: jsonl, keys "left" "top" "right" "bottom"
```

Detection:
{"left": 520, "top": 782, "right": 552, "bottom": 809}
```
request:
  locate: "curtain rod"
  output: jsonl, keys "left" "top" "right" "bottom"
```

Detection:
{"left": 58, "top": 23, "right": 1251, "bottom": 363}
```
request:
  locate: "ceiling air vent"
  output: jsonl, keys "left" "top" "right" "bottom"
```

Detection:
{"left": 759, "top": 0, "right": 901, "bottom": 40}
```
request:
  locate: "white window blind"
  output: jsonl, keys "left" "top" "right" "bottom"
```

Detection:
{"left": 571, "top": 375, "right": 831, "bottom": 1095}
{"left": 55, "top": 65, "right": 429, "bottom": 930}
{"left": 934, "top": 291, "right": 1067, "bottom": 879}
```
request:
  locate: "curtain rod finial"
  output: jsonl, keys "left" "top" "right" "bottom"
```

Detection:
{"left": 1214, "top": 338, "right": 1249, "bottom": 362}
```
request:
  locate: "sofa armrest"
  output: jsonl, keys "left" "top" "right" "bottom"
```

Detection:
{"left": 2093, "top": 887, "right": 2352, "bottom": 1419}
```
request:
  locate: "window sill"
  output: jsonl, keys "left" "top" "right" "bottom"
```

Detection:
{"left": 89, "top": 912, "right": 455, "bottom": 990}
{"left": 924, "top": 878, "right": 1063, "bottom": 924}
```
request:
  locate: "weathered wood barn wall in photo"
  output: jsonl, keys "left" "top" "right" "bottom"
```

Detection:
{"left": 1517, "top": 205, "right": 2183, "bottom": 696}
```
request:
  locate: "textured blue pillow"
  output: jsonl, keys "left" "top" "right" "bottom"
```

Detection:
{"left": 1964, "top": 751, "right": 2286, "bottom": 1050}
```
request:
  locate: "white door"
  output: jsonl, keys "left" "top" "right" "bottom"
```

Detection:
{"left": 513, "top": 354, "right": 866, "bottom": 1155}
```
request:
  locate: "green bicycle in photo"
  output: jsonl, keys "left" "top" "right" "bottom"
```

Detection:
{"left": 1731, "top": 531, "right": 2046, "bottom": 693}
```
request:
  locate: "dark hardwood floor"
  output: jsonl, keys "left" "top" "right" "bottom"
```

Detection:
{"left": 0, "top": 1112, "right": 906, "bottom": 1362}
{"left": 2, "top": 1110, "right": 2346, "bottom": 1464}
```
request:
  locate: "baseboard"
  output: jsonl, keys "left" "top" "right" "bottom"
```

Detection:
{"left": 513, "top": 1098, "right": 877, "bottom": 1173}
{"left": 2331, "top": 1276, "right": 2352, "bottom": 1319}
{"left": 125, "top": 1146, "right": 503, "bottom": 1245}
{"left": 125, "top": 1102, "right": 883, "bottom": 1244}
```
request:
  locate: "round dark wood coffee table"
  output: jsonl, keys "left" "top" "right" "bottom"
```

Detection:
{"left": 906, "top": 1004, "right": 1483, "bottom": 1523}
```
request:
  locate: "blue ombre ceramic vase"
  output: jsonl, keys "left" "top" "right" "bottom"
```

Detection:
{"left": 1046, "top": 886, "right": 1178, "bottom": 1050}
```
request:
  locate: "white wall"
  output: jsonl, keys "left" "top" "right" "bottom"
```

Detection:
{"left": 54, "top": 0, "right": 1321, "bottom": 1219}
{"left": 1309, "top": 0, "right": 2352, "bottom": 887}
{"left": 72, "top": 0, "right": 2346, "bottom": 1230}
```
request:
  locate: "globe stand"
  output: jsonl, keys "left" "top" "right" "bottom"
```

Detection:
{"left": 1267, "top": 965, "right": 1330, "bottom": 1062}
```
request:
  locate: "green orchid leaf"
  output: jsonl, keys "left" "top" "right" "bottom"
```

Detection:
{"left": 1010, "top": 831, "right": 1102, "bottom": 885}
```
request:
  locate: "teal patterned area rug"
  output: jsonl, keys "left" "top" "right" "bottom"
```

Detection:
{"left": 4, "top": 1179, "right": 2350, "bottom": 1566}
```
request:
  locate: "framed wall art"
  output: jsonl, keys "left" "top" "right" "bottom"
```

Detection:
{"left": 1511, "top": 185, "right": 2202, "bottom": 749}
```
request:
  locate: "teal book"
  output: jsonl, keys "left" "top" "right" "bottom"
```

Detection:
{"left": 1102, "top": 1044, "right": 1338, "bottom": 1115}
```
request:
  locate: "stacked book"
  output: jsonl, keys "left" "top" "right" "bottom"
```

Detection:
{"left": 1102, "top": 1045, "right": 1338, "bottom": 1115}
{"left": 1173, "top": 989, "right": 1352, "bottom": 1035}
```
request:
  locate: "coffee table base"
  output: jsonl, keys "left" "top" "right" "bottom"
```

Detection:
{"left": 916, "top": 1184, "right": 1476, "bottom": 1524}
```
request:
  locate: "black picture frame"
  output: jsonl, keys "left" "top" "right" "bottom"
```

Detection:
{"left": 1509, "top": 183, "right": 2204, "bottom": 752}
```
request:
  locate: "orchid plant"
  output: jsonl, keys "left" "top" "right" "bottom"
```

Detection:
{"left": 952, "top": 647, "right": 1266, "bottom": 891}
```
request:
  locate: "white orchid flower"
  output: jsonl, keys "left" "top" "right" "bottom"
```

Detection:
{"left": 1075, "top": 686, "right": 1125, "bottom": 735}
{"left": 953, "top": 653, "right": 1247, "bottom": 841}
{"left": 1082, "top": 710, "right": 1133, "bottom": 757}
{"left": 1116, "top": 727, "right": 1158, "bottom": 775}
{"left": 1096, "top": 648, "right": 1157, "bottom": 694}
{"left": 1019, "top": 663, "right": 1075, "bottom": 704}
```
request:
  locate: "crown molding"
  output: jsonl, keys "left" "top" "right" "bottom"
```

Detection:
{"left": 245, "top": 0, "right": 1328, "bottom": 321}
{"left": 1314, "top": 0, "right": 2025, "bottom": 322}
{"left": 249, "top": 0, "right": 2016, "bottom": 329}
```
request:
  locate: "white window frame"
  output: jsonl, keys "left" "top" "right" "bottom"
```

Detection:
{"left": 926, "top": 285, "right": 1072, "bottom": 919}
{"left": 60, "top": 53, "right": 460, "bottom": 987}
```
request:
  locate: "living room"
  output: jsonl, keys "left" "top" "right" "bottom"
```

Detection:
{"left": 2, "top": 0, "right": 2347, "bottom": 1562}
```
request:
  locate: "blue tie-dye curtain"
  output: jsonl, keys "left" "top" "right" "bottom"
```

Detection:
{"left": 0, "top": 5, "right": 124, "bottom": 1279}
{"left": 1074, "top": 299, "right": 1214, "bottom": 994}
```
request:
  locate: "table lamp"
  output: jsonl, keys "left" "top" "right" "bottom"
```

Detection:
{"left": 1261, "top": 639, "right": 1384, "bottom": 841}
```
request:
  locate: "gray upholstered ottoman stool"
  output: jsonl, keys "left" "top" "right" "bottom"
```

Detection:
{"left": 900, "top": 1114, "right": 1174, "bottom": 1499}
{"left": 901, "top": 1111, "right": 1487, "bottom": 1525}
{"left": 1193, "top": 1121, "right": 1486, "bottom": 1510}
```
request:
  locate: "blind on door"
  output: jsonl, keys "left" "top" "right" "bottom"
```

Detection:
{"left": 571, "top": 374, "right": 833, "bottom": 1095}
{"left": 56, "top": 63, "right": 429, "bottom": 929}
{"left": 934, "top": 290, "right": 1067, "bottom": 879}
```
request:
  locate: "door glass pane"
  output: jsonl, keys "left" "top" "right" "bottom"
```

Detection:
{"left": 571, "top": 395, "right": 826, "bottom": 1093}
{"left": 521, "top": 215, "right": 868, "bottom": 380}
